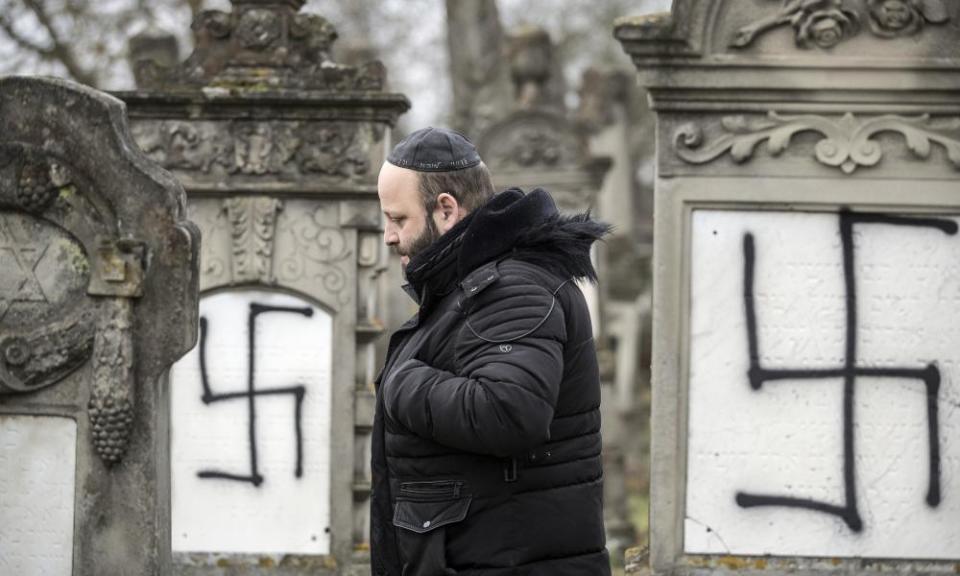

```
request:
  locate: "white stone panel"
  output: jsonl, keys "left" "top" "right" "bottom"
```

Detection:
{"left": 171, "top": 290, "right": 333, "bottom": 554}
{"left": 685, "top": 209, "right": 960, "bottom": 558}
{"left": 0, "top": 415, "right": 76, "bottom": 576}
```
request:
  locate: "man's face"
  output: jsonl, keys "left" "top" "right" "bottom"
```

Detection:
{"left": 378, "top": 162, "right": 439, "bottom": 267}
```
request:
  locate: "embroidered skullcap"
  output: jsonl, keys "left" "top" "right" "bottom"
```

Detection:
{"left": 387, "top": 127, "right": 482, "bottom": 172}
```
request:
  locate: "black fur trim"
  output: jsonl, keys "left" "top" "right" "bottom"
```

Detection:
{"left": 458, "top": 188, "right": 610, "bottom": 282}
{"left": 510, "top": 212, "right": 611, "bottom": 283}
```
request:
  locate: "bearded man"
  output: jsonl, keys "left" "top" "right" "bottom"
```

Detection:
{"left": 370, "top": 127, "right": 611, "bottom": 576}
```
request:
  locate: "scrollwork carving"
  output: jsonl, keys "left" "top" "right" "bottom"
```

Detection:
{"left": 674, "top": 112, "right": 960, "bottom": 174}
{"left": 188, "top": 203, "right": 228, "bottom": 286}
{"left": 279, "top": 206, "right": 352, "bottom": 308}
{"left": 0, "top": 312, "right": 95, "bottom": 394}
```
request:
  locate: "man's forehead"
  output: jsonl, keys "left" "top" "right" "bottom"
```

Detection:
{"left": 378, "top": 162, "right": 420, "bottom": 203}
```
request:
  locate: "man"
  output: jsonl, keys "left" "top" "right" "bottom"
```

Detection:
{"left": 371, "top": 127, "right": 610, "bottom": 576}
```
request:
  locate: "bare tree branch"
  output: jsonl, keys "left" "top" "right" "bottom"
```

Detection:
{"left": 0, "top": 11, "right": 53, "bottom": 56}
{"left": 19, "top": 0, "right": 98, "bottom": 86}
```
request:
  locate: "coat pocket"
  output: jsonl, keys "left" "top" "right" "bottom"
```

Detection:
{"left": 393, "top": 481, "right": 471, "bottom": 576}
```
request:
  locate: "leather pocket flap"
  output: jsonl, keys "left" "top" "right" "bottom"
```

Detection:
{"left": 393, "top": 496, "right": 472, "bottom": 534}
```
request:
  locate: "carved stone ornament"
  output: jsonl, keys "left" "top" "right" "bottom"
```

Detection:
{"left": 675, "top": 112, "right": 960, "bottom": 174}
{"left": 278, "top": 204, "right": 352, "bottom": 309}
{"left": 0, "top": 145, "right": 140, "bottom": 465}
{"left": 478, "top": 111, "right": 586, "bottom": 172}
{"left": 1, "top": 149, "right": 97, "bottom": 392}
{"left": 731, "top": 0, "right": 950, "bottom": 49}
{"left": 235, "top": 8, "right": 281, "bottom": 50}
{"left": 133, "top": 0, "right": 386, "bottom": 92}
{"left": 225, "top": 196, "right": 283, "bottom": 284}
{"left": 130, "top": 120, "right": 371, "bottom": 180}
{"left": 0, "top": 77, "right": 200, "bottom": 467}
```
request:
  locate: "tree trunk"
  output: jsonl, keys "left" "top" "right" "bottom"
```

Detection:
{"left": 444, "top": 0, "right": 512, "bottom": 138}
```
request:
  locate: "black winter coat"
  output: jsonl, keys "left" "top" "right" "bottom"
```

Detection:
{"left": 371, "top": 188, "right": 611, "bottom": 576}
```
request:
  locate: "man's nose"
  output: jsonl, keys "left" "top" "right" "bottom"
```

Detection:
{"left": 383, "top": 225, "right": 398, "bottom": 246}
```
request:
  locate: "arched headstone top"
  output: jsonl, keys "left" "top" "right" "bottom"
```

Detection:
{"left": 615, "top": 0, "right": 960, "bottom": 90}
{"left": 0, "top": 76, "right": 199, "bottom": 385}
{"left": 477, "top": 109, "right": 610, "bottom": 212}
{"left": 478, "top": 109, "right": 587, "bottom": 172}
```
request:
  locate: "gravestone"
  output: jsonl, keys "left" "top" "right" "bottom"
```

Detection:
{"left": 616, "top": 1, "right": 960, "bottom": 574}
{"left": 477, "top": 27, "right": 609, "bottom": 215}
{"left": 119, "top": 1, "right": 409, "bottom": 574}
{"left": 0, "top": 76, "right": 199, "bottom": 575}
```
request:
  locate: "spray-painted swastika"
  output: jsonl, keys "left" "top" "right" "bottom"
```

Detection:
{"left": 196, "top": 302, "right": 313, "bottom": 487}
{"left": 736, "top": 210, "right": 955, "bottom": 532}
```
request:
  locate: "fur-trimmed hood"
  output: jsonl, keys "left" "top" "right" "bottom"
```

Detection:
{"left": 404, "top": 187, "right": 609, "bottom": 306}
{"left": 458, "top": 187, "right": 610, "bottom": 282}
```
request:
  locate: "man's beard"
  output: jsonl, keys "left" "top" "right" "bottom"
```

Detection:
{"left": 396, "top": 216, "right": 440, "bottom": 263}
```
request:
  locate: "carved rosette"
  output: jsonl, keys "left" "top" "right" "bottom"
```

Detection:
{"left": 730, "top": 0, "right": 950, "bottom": 49}
{"left": 674, "top": 112, "right": 960, "bottom": 174}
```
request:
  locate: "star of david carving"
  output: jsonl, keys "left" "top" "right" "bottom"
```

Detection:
{"left": 0, "top": 216, "right": 49, "bottom": 322}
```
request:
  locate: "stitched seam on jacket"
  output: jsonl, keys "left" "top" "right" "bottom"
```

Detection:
{"left": 511, "top": 470, "right": 603, "bottom": 494}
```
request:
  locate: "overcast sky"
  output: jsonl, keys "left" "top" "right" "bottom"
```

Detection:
{"left": 0, "top": 0, "right": 672, "bottom": 129}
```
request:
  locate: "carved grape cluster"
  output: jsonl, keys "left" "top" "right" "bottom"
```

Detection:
{"left": 89, "top": 396, "right": 134, "bottom": 465}
{"left": 16, "top": 162, "right": 57, "bottom": 213}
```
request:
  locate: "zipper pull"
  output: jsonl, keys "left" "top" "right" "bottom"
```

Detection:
{"left": 503, "top": 458, "right": 518, "bottom": 483}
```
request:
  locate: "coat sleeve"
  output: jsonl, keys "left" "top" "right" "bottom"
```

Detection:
{"left": 382, "top": 272, "right": 566, "bottom": 457}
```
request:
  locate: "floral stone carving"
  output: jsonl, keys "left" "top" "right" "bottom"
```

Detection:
{"left": 731, "top": 0, "right": 950, "bottom": 49}
{"left": 866, "top": 0, "right": 949, "bottom": 37}
{"left": 674, "top": 112, "right": 960, "bottom": 173}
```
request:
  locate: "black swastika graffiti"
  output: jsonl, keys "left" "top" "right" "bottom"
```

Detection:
{"left": 736, "top": 210, "right": 954, "bottom": 532}
{"left": 196, "top": 302, "right": 313, "bottom": 487}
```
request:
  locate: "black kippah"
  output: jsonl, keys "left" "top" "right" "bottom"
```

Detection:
{"left": 387, "top": 127, "right": 482, "bottom": 172}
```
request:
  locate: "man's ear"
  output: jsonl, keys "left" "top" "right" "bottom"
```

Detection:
{"left": 434, "top": 192, "right": 462, "bottom": 234}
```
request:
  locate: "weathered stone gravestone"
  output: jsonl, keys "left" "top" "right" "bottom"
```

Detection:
{"left": 119, "top": 1, "right": 408, "bottom": 573}
{"left": 0, "top": 77, "right": 199, "bottom": 575}
{"left": 477, "top": 27, "right": 610, "bottom": 214}
{"left": 616, "top": 1, "right": 960, "bottom": 574}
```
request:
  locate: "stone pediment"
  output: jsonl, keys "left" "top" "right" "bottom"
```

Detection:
{"left": 134, "top": 0, "right": 389, "bottom": 93}
{"left": 477, "top": 109, "right": 590, "bottom": 173}
{"left": 476, "top": 109, "right": 610, "bottom": 212}
{"left": 615, "top": 0, "right": 960, "bottom": 88}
